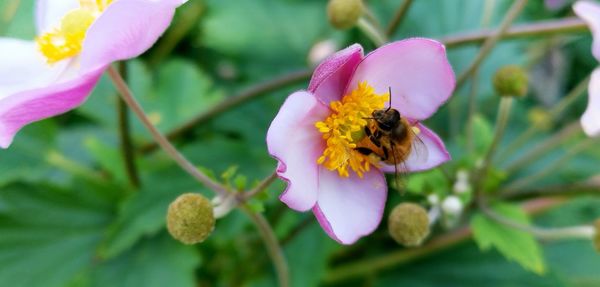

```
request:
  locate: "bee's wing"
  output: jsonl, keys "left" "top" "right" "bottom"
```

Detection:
{"left": 408, "top": 128, "right": 430, "bottom": 164}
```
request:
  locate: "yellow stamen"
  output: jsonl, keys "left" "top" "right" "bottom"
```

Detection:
{"left": 315, "top": 82, "right": 388, "bottom": 178}
{"left": 36, "top": 0, "right": 113, "bottom": 64}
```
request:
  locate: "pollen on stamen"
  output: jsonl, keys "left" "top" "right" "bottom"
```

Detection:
{"left": 315, "top": 82, "right": 388, "bottom": 178}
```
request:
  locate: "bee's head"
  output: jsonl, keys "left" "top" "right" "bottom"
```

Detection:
{"left": 372, "top": 108, "right": 401, "bottom": 131}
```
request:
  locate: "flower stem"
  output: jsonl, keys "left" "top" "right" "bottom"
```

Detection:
{"left": 139, "top": 69, "right": 312, "bottom": 153}
{"left": 503, "top": 137, "right": 596, "bottom": 192}
{"left": 443, "top": 17, "right": 586, "bottom": 48}
{"left": 116, "top": 63, "right": 140, "bottom": 189}
{"left": 323, "top": 196, "right": 565, "bottom": 283}
{"left": 479, "top": 97, "right": 513, "bottom": 182}
{"left": 242, "top": 206, "right": 290, "bottom": 287}
{"left": 385, "top": 0, "right": 413, "bottom": 37}
{"left": 357, "top": 17, "right": 387, "bottom": 47}
{"left": 244, "top": 170, "right": 278, "bottom": 200}
{"left": 498, "top": 76, "right": 590, "bottom": 161}
{"left": 478, "top": 197, "right": 596, "bottom": 240}
{"left": 504, "top": 121, "right": 582, "bottom": 175}
{"left": 107, "top": 65, "right": 229, "bottom": 197}
{"left": 466, "top": 71, "right": 480, "bottom": 153}
{"left": 454, "top": 0, "right": 528, "bottom": 90}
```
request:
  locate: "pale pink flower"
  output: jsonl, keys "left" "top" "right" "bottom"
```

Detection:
{"left": 0, "top": 0, "right": 187, "bottom": 148}
{"left": 266, "top": 39, "right": 455, "bottom": 244}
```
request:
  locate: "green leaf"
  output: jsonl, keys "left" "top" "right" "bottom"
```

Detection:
{"left": 0, "top": 182, "right": 114, "bottom": 287}
{"left": 285, "top": 223, "right": 336, "bottom": 287}
{"left": 91, "top": 233, "right": 200, "bottom": 287}
{"left": 471, "top": 202, "right": 546, "bottom": 274}
{"left": 406, "top": 168, "right": 448, "bottom": 195}
{"left": 99, "top": 168, "right": 203, "bottom": 259}
{"left": 471, "top": 114, "right": 494, "bottom": 155}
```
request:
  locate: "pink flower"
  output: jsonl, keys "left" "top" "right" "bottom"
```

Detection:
{"left": 0, "top": 0, "right": 187, "bottom": 148}
{"left": 574, "top": 1, "right": 600, "bottom": 137}
{"left": 266, "top": 39, "right": 455, "bottom": 244}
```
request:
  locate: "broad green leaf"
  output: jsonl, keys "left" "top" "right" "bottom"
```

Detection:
{"left": 285, "top": 223, "right": 336, "bottom": 287}
{"left": 99, "top": 168, "right": 204, "bottom": 259}
{"left": 91, "top": 233, "right": 200, "bottom": 287}
{"left": 406, "top": 168, "right": 448, "bottom": 195}
{"left": 0, "top": 182, "right": 114, "bottom": 287}
{"left": 471, "top": 202, "right": 546, "bottom": 274}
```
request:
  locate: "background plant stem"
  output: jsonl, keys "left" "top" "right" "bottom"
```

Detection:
{"left": 107, "top": 65, "right": 229, "bottom": 197}
{"left": 116, "top": 63, "right": 141, "bottom": 189}
{"left": 385, "top": 0, "right": 413, "bottom": 37}
{"left": 242, "top": 206, "right": 290, "bottom": 287}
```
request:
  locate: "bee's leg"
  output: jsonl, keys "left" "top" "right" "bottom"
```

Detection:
{"left": 382, "top": 146, "right": 389, "bottom": 161}
{"left": 364, "top": 126, "right": 372, "bottom": 137}
{"left": 355, "top": 147, "right": 374, "bottom": 156}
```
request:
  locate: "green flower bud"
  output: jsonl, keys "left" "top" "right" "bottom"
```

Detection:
{"left": 594, "top": 219, "right": 600, "bottom": 251}
{"left": 388, "top": 203, "right": 430, "bottom": 247}
{"left": 327, "top": 0, "right": 364, "bottom": 30}
{"left": 167, "top": 193, "right": 215, "bottom": 245}
{"left": 493, "top": 65, "right": 528, "bottom": 97}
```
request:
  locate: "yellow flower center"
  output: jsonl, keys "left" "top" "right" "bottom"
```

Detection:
{"left": 315, "top": 82, "right": 388, "bottom": 178}
{"left": 36, "top": 0, "right": 113, "bottom": 64}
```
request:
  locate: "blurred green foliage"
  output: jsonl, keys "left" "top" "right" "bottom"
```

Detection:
{"left": 1, "top": 0, "right": 600, "bottom": 286}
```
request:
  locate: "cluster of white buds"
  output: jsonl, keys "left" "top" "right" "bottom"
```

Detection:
{"left": 452, "top": 169, "right": 471, "bottom": 194}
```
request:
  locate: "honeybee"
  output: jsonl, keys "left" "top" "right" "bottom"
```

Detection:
{"left": 355, "top": 88, "right": 427, "bottom": 180}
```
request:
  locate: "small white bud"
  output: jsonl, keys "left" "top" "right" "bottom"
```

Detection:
{"left": 427, "top": 194, "right": 440, "bottom": 205}
{"left": 308, "top": 40, "right": 338, "bottom": 67}
{"left": 441, "top": 196, "right": 463, "bottom": 216}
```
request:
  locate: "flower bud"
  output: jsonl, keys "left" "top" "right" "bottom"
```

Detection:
{"left": 594, "top": 219, "right": 600, "bottom": 251}
{"left": 167, "top": 193, "right": 215, "bottom": 245}
{"left": 388, "top": 203, "right": 430, "bottom": 247}
{"left": 441, "top": 196, "right": 463, "bottom": 216}
{"left": 493, "top": 65, "right": 528, "bottom": 97}
{"left": 327, "top": 0, "right": 364, "bottom": 30}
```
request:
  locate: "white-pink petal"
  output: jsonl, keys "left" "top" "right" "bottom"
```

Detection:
{"left": 345, "top": 38, "right": 455, "bottom": 121}
{"left": 35, "top": 0, "right": 79, "bottom": 34}
{"left": 581, "top": 68, "right": 600, "bottom": 137}
{"left": 0, "top": 38, "right": 69, "bottom": 100}
{"left": 313, "top": 167, "right": 387, "bottom": 244}
{"left": 380, "top": 123, "right": 451, "bottom": 173}
{"left": 267, "top": 91, "right": 329, "bottom": 211}
{"left": 308, "top": 44, "right": 363, "bottom": 105}
{"left": 80, "top": 0, "right": 184, "bottom": 73}
{"left": 574, "top": 1, "right": 600, "bottom": 61}
{"left": 0, "top": 69, "right": 103, "bottom": 148}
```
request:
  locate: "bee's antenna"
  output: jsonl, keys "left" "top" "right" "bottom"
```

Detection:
{"left": 386, "top": 86, "right": 392, "bottom": 112}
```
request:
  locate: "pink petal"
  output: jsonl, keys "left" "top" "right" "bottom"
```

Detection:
{"left": 266, "top": 91, "right": 329, "bottom": 211}
{"left": 581, "top": 68, "right": 600, "bottom": 136}
{"left": 0, "top": 68, "right": 103, "bottom": 148}
{"left": 313, "top": 167, "right": 387, "bottom": 244}
{"left": 308, "top": 44, "right": 363, "bottom": 105}
{"left": 574, "top": 1, "right": 600, "bottom": 61}
{"left": 380, "top": 123, "right": 451, "bottom": 173}
{"left": 345, "top": 38, "right": 456, "bottom": 121}
{"left": 35, "top": 0, "right": 79, "bottom": 33}
{"left": 0, "top": 38, "right": 69, "bottom": 99}
{"left": 79, "top": 0, "right": 186, "bottom": 73}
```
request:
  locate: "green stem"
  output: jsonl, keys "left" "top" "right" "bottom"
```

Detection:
{"left": 454, "top": 0, "right": 529, "bottom": 90}
{"left": 147, "top": 1, "right": 203, "bottom": 67}
{"left": 323, "top": 197, "right": 564, "bottom": 283}
{"left": 244, "top": 170, "right": 278, "bottom": 200}
{"left": 502, "top": 182, "right": 600, "bottom": 200}
{"left": 357, "top": 17, "right": 387, "bottom": 47}
{"left": 504, "top": 121, "right": 582, "bottom": 174}
{"left": 116, "top": 63, "right": 141, "bottom": 189}
{"left": 466, "top": 71, "right": 480, "bottom": 153}
{"left": 498, "top": 76, "right": 590, "bottom": 161}
{"left": 242, "top": 206, "right": 290, "bottom": 287}
{"left": 478, "top": 198, "right": 595, "bottom": 240}
{"left": 442, "top": 17, "right": 586, "bottom": 48}
{"left": 503, "top": 137, "right": 596, "bottom": 192}
{"left": 385, "top": 0, "right": 413, "bottom": 37}
{"left": 107, "top": 65, "right": 229, "bottom": 197}
{"left": 140, "top": 69, "right": 312, "bottom": 153}
{"left": 481, "top": 97, "right": 513, "bottom": 177}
